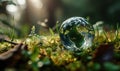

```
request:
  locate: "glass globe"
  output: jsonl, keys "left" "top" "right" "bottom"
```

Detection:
{"left": 59, "top": 17, "right": 94, "bottom": 52}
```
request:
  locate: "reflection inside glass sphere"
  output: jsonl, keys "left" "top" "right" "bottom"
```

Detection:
{"left": 59, "top": 17, "right": 94, "bottom": 52}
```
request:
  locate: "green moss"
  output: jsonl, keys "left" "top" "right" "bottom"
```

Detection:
{"left": 0, "top": 27, "right": 120, "bottom": 71}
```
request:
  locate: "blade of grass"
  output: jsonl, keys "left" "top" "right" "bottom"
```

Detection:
{"left": 55, "top": 21, "right": 59, "bottom": 34}
{"left": 49, "top": 28, "right": 54, "bottom": 36}
{"left": 103, "top": 30, "right": 109, "bottom": 42}
{"left": 114, "top": 23, "right": 119, "bottom": 41}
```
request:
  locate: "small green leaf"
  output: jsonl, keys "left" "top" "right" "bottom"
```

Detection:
{"left": 49, "top": 28, "right": 54, "bottom": 36}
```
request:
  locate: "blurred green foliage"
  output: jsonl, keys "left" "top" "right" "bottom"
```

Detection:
{"left": 61, "top": 0, "right": 120, "bottom": 24}
{"left": 0, "top": 0, "right": 120, "bottom": 38}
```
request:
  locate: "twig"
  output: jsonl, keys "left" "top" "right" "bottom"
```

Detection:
{"left": 0, "top": 38, "right": 18, "bottom": 45}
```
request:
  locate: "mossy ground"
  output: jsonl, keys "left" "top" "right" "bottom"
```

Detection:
{"left": 0, "top": 28, "right": 120, "bottom": 71}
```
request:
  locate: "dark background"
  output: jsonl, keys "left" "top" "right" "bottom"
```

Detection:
{"left": 0, "top": 0, "right": 120, "bottom": 37}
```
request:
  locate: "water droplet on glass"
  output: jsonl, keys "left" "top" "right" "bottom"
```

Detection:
{"left": 59, "top": 17, "right": 94, "bottom": 52}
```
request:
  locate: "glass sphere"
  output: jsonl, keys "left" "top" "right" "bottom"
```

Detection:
{"left": 59, "top": 17, "right": 94, "bottom": 52}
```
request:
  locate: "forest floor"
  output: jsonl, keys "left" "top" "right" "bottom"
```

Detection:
{"left": 0, "top": 26, "right": 120, "bottom": 71}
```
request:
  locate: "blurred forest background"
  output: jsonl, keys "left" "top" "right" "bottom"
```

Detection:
{"left": 0, "top": 0, "right": 120, "bottom": 38}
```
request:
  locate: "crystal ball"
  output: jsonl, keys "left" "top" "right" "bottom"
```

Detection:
{"left": 59, "top": 17, "right": 94, "bottom": 52}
